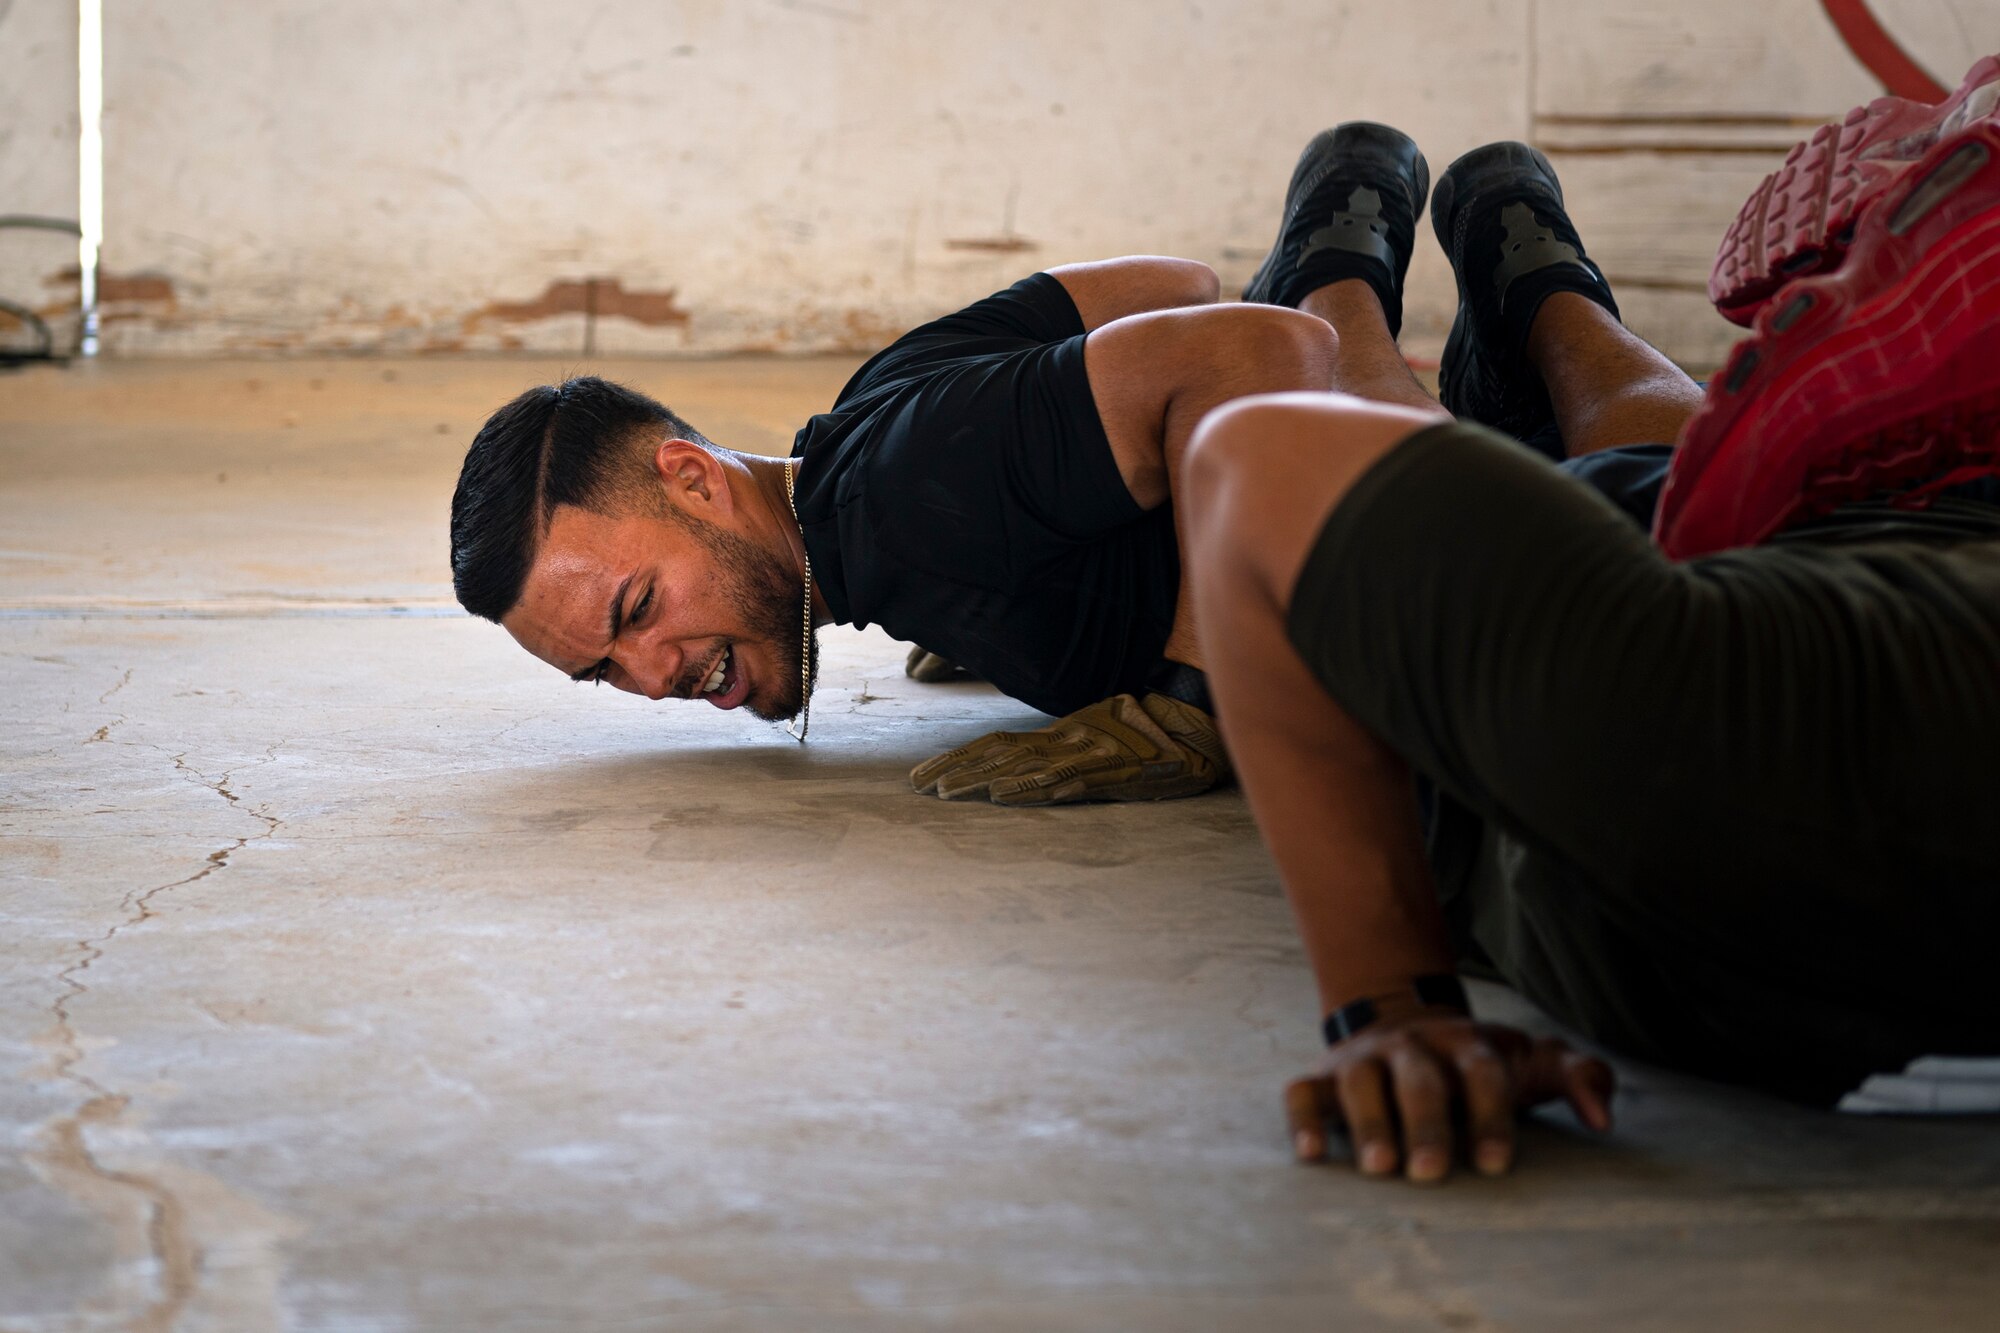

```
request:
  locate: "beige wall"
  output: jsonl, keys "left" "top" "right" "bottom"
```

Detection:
{"left": 57, "top": 0, "right": 2000, "bottom": 364}
{"left": 0, "top": 0, "right": 81, "bottom": 356}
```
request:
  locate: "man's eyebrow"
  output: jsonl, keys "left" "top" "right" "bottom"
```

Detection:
{"left": 567, "top": 575, "right": 633, "bottom": 681}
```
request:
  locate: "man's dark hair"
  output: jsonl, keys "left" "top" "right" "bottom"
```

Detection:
{"left": 449, "top": 375, "right": 710, "bottom": 622}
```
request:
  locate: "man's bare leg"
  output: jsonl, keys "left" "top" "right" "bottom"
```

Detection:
{"left": 1085, "top": 302, "right": 1340, "bottom": 668}
{"left": 1527, "top": 291, "right": 1707, "bottom": 458}
{"left": 1110, "top": 276, "right": 1442, "bottom": 669}
{"left": 1299, "top": 279, "right": 1446, "bottom": 416}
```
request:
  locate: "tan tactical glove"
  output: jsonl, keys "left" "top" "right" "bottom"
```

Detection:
{"left": 910, "top": 692, "right": 1230, "bottom": 806}
{"left": 904, "top": 645, "right": 979, "bottom": 683}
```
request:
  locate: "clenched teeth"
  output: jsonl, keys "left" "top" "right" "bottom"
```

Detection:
{"left": 702, "top": 646, "right": 731, "bottom": 694}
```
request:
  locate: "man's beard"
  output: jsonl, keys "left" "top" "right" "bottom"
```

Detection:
{"left": 681, "top": 516, "right": 818, "bottom": 723}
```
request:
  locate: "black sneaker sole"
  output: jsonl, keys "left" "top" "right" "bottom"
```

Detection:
{"left": 1431, "top": 141, "right": 1566, "bottom": 257}
{"left": 1243, "top": 122, "right": 1430, "bottom": 319}
{"left": 1432, "top": 141, "right": 1610, "bottom": 441}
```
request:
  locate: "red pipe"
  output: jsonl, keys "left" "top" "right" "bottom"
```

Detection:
{"left": 1822, "top": 0, "right": 1950, "bottom": 101}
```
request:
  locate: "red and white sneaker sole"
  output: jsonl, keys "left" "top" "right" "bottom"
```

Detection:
{"left": 1658, "top": 120, "right": 2000, "bottom": 561}
{"left": 1709, "top": 54, "right": 2000, "bottom": 327}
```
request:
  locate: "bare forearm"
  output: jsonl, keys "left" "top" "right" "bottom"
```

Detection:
{"left": 1182, "top": 393, "right": 1614, "bottom": 1179}
{"left": 1221, "top": 602, "right": 1456, "bottom": 1010}
{"left": 1182, "top": 398, "right": 1461, "bottom": 1012}
{"left": 1269, "top": 768, "right": 1457, "bottom": 1012}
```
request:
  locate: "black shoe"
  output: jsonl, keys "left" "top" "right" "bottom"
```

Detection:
{"left": 1242, "top": 122, "right": 1429, "bottom": 339}
{"left": 1431, "top": 142, "right": 1620, "bottom": 444}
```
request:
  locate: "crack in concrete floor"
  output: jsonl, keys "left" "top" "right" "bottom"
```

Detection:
{"left": 83, "top": 669, "right": 134, "bottom": 746}
{"left": 27, "top": 728, "right": 287, "bottom": 1332}
{"left": 7, "top": 357, "right": 2000, "bottom": 1331}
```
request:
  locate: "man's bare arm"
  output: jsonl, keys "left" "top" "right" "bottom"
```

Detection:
{"left": 905, "top": 299, "right": 1333, "bottom": 806}
{"left": 1182, "top": 392, "right": 1614, "bottom": 1182}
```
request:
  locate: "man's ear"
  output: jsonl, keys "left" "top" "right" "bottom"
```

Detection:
{"left": 652, "top": 438, "right": 733, "bottom": 518}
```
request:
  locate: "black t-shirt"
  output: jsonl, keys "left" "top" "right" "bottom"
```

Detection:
{"left": 789, "top": 275, "right": 1180, "bottom": 717}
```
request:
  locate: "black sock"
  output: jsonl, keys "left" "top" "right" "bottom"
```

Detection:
{"left": 1500, "top": 262, "right": 1620, "bottom": 354}
{"left": 1280, "top": 256, "right": 1402, "bottom": 338}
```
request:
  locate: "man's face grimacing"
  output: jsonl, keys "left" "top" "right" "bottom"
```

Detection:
{"left": 501, "top": 439, "right": 810, "bottom": 723}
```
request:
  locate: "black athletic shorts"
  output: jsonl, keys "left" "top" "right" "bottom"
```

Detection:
{"left": 1286, "top": 420, "right": 2000, "bottom": 1104}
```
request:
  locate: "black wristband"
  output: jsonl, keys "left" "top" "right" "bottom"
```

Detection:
{"left": 1145, "top": 659, "right": 1212, "bottom": 715}
{"left": 1321, "top": 974, "right": 1470, "bottom": 1046}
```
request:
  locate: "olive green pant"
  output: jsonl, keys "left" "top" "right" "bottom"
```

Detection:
{"left": 1287, "top": 422, "right": 2000, "bottom": 1104}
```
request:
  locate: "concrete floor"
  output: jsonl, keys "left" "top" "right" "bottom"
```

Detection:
{"left": 4, "top": 357, "right": 1998, "bottom": 1332}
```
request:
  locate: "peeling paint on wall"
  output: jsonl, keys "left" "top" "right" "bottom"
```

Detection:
{"left": 93, "top": 271, "right": 176, "bottom": 304}
{"left": 470, "top": 277, "right": 689, "bottom": 330}
{"left": 82, "top": 269, "right": 181, "bottom": 326}
{"left": 82, "top": 1, "right": 1997, "bottom": 362}
{"left": 462, "top": 276, "right": 689, "bottom": 356}
{"left": 943, "top": 237, "right": 1040, "bottom": 254}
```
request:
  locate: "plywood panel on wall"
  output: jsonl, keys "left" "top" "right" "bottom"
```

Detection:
{"left": 0, "top": 0, "right": 81, "bottom": 357}
{"left": 1544, "top": 153, "right": 1781, "bottom": 371}
{"left": 1535, "top": 0, "right": 1882, "bottom": 120}
{"left": 1867, "top": 0, "right": 2000, "bottom": 87}
{"left": 1529, "top": 0, "right": 1998, "bottom": 369}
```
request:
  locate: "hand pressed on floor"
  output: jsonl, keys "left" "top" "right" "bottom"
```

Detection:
{"left": 910, "top": 691, "right": 1230, "bottom": 806}
{"left": 1285, "top": 1012, "right": 1614, "bottom": 1183}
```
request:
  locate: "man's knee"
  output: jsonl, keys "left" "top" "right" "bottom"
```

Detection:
{"left": 1086, "top": 304, "right": 1343, "bottom": 510}
{"left": 1097, "top": 302, "right": 1337, "bottom": 393}
{"left": 1195, "top": 304, "right": 1338, "bottom": 387}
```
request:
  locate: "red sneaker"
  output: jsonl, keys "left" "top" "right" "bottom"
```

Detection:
{"left": 1657, "top": 120, "right": 2000, "bottom": 560}
{"left": 1709, "top": 55, "right": 2000, "bottom": 328}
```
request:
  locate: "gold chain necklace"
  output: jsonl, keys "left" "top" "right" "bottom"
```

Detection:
{"left": 783, "top": 460, "right": 813, "bottom": 743}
